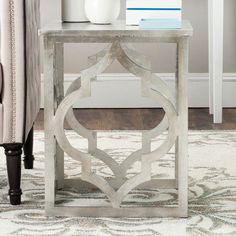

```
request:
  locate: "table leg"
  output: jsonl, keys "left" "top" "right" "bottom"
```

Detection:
{"left": 208, "top": 0, "right": 224, "bottom": 123}
{"left": 177, "top": 38, "right": 189, "bottom": 217}
{"left": 175, "top": 138, "right": 179, "bottom": 189}
{"left": 44, "top": 39, "right": 64, "bottom": 209}
{"left": 54, "top": 43, "right": 65, "bottom": 190}
{"left": 175, "top": 55, "right": 179, "bottom": 190}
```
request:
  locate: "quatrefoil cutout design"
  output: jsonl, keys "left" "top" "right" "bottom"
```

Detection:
{"left": 53, "top": 42, "right": 178, "bottom": 208}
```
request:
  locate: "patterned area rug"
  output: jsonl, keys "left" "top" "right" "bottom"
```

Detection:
{"left": 0, "top": 131, "right": 236, "bottom": 236}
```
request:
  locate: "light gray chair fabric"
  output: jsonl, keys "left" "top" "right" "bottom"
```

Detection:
{"left": 0, "top": 0, "right": 40, "bottom": 145}
{"left": 0, "top": 0, "right": 40, "bottom": 205}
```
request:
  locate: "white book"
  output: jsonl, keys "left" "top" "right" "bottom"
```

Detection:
{"left": 126, "top": 10, "right": 181, "bottom": 25}
{"left": 127, "top": 0, "right": 182, "bottom": 9}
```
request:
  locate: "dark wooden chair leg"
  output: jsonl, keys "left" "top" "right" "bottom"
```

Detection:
{"left": 3, "top": 144, "right": 22, "bottom": 205}
{"left": 23, "top": 126, "right": 34, "bottom": 169}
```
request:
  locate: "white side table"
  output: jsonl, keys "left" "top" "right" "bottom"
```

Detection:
{"left": 40, "top": 21, "right": 193, "bottom": 217}
{"left": 208, "top": 0, "right": 224, "bottom": 123}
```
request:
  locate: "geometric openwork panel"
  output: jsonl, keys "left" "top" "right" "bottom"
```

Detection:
{"left": 42, "top": 20, "right": 192, "bottom": 217}
{"left": 53, "top": 41, "right": 178, "bottom": 208}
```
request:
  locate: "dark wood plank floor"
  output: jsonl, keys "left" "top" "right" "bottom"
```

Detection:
{"left": 35, "top": 108, "right": 236, "bottom": 130}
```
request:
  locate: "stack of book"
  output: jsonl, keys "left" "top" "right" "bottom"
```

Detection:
{"left": 126, "top": 0, "right": 182, "bottom": 29}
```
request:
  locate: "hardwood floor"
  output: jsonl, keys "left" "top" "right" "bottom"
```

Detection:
{"left": 35, "top": 108, "right": 236, "bottom": 130}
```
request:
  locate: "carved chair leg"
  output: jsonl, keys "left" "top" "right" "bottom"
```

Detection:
{"left": 23, "top": 126, "right": 34, "bottom": 169}
{"left": 3, "top": 144, "right": 22, "bottom": 205}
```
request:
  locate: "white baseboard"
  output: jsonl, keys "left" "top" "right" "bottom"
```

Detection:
{"left": 40, "top": 73, "right": 236, "bottom": 108}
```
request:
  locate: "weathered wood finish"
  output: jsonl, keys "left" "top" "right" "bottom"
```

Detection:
{"left": 42, "top": 21, "right": 192, "bottom": 217}
{"left": 176, "top": 38, "right": 189, "bottom": 217}
{"left": 46, "top": 206, "right": 184, "bottom": 218}
{"left": 54, "top": 43, "right": 65, "bottom": 190}
{"left": 39, "top": 20, "right": 193, "bottom": 43}
{"left": 44, "top": 39, "right": 57, "bottom": 207}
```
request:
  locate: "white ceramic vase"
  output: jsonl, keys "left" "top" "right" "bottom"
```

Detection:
{"left": 62, "top": 0, "right": 88, "bottom": 22}
{"left": 85, "top": 0, "right": 120, "bottom": 24}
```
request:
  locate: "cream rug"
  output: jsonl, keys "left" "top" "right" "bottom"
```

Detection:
{"left": 0, "top": 131, "right": 236, "bottom": 236}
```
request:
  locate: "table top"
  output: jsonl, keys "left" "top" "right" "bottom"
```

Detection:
{"left": 40, "top": 20, "right": 193, "bottom": 43}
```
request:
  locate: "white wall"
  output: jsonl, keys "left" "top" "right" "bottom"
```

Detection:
{"left": 40, "top": 73, "right": 236, "bottom": 108}
{"left": 40, "top": 0, "right": 236, "bottom": 73}
{"left": 39, "top": 0, "right": 236, "bottom": 108}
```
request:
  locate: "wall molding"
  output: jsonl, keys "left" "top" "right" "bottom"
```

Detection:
{"left": 40, "top": 73, "right": 236, "bottom": 108}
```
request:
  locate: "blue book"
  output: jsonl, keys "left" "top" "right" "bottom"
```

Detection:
{"left": 126, "top": 10, "right": 181, "bottom": 25}
{"left": 139, "top": 18, "right": 182, "bottom": 29}
{"left": 126, "top": 0, "right": 182, "bottom": 25}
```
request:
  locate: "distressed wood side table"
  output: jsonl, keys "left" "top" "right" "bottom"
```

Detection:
{"left": 40, "top": 20, "right": 193, "bottom": 217}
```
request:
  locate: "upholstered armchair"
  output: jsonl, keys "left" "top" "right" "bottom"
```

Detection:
{"left": 0, "top": 0, "right": 40, "bottom": 205}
